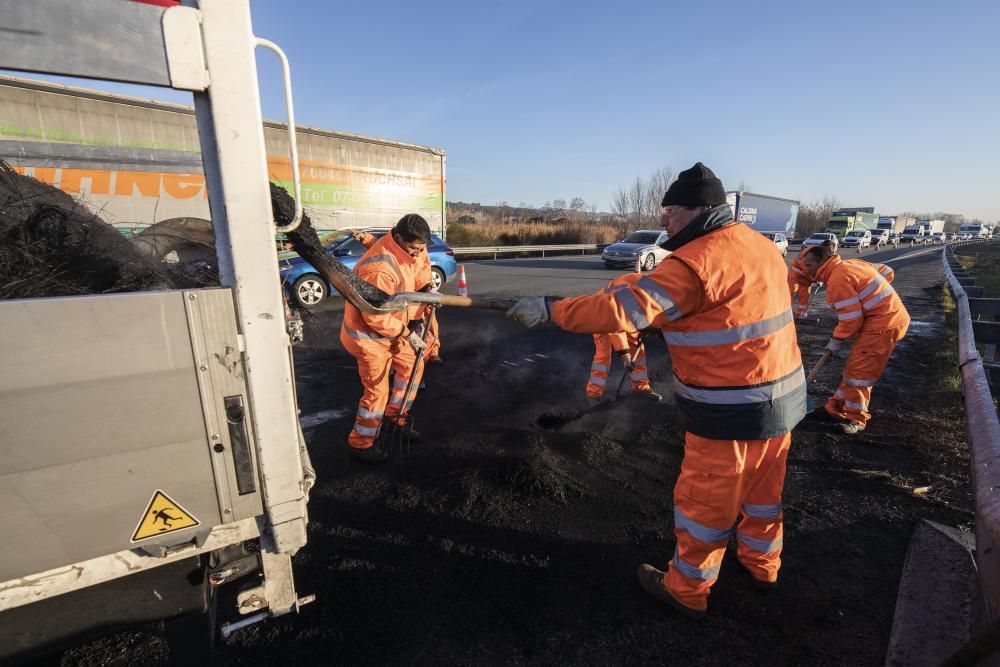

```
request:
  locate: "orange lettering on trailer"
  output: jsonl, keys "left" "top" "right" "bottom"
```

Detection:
{"left": 32, "top": 167, "right": 58, "bottom": 185}
{"left": 115, "top": 171, "right": 162, "bottom": 197}
{"left": 60, "top": 169, "right": 112, "bottom": 195}
{"left": 162, "top": 173, "right": 205, "bottom": 199}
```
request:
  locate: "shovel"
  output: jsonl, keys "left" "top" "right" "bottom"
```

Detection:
{"left": 805, "top": 350, "right": 834, "bottom": 411}
{"left": 537, "top": 356, "right": 635, "bottom": 430}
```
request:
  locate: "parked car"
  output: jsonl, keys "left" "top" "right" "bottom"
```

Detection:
{"left": 945, "top": 232, "right": 956, "bottom": 241}
{"left": 602, "top": 230, "right": 671, "bottom": 270}
{"left": 279, "top": 227, "right": 457, "bottom": 308}
{"left": 840, "top": 229, "right": 872, "bottom": 250}
{"left": 802, "top": 232, "right": 839, "bottom": 252}
{"left": 886, "top": 232, "right": 901, "bottom": 247}
{"left": 931, "top": 231, "right": 946, "bottom": 244}
{"left": 870, "top": 230, "right": 890, "bottom": 247}
{"left": 760, "top": 231, "right": 789, "bottom": 256}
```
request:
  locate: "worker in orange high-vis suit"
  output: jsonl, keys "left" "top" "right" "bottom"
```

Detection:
{"left": 788, "top": 240, "right": 835, "bottom": 319}
{"left": 508, "top": 163, "right": 807, "bottom": 619}
{"left": 353, "top": 229, "right": 442, "bottom": 363}
{"left": 587, "top": 330, "right": 661, "bottom": 403}
{"left": 800, "top": 245, "right": 908, "bottom": 435}
{"left": 340, "top": 215, "right": 435, "bottom": 464}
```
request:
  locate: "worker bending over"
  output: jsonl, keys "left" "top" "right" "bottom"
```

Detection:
{"left": 788, "top": 241, "right": 833, "bottom": 318}
{"left": 508, "top": 163, "right": 806, "bottom": 619}
{"left": 800, "top": 245, "right": 909, "bottom": 434}
{"left": 340, "top": 215, "right": 435, "bottom": 464}
{"left": 353, "top": 229, "right": 442, "bottom": 364}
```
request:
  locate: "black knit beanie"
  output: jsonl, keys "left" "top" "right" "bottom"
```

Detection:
{"left": 660, "top": 162, "right": 726, "bottom": 207}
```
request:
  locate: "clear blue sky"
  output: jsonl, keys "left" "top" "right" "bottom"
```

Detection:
{"left": 9, "top": 0, "right": 1000, "bottom": 220}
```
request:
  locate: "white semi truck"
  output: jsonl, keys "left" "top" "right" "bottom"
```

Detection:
{"left": 0, "top": 0, "right": 319, "bottom": 661}
{"left": 0, "top": 75, "right": 447, "bottom": 240}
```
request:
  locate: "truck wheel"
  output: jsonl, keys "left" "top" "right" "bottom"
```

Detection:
{"left": 293, "top": 275, "right": 327, "bottom": 308}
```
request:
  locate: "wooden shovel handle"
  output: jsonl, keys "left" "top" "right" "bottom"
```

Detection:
{"left": 433, "top": 294, "right": 518, "bottom": 310}
{"left": 807, "top": 350, "right": 833, "bottom": 382}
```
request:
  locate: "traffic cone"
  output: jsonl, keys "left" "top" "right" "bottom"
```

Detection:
{"left": 457, "top": 264, "right": 468, "bottom": 296}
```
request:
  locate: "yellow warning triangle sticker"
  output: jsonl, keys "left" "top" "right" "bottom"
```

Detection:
{"left": 131, "top": 490, "right": 200, "bottom": 542}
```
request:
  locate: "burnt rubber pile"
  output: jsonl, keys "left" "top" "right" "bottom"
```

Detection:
{"left": 65, "top": 248, "right": 972, "bottom": 666}
{"left": 0, "top": 163, "right": 210, "bottom": 299}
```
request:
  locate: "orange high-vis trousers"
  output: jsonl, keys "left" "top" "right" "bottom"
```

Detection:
{"left": 826, "top": 325, "right": 907, "bottom": 425}
{"left": 340, "top": 332, "right": 425, "bottom": 450}
{"left": 586, "top": 333, "right": 651, "bottom": 398}
{"left": 663, "top": 432, "right": 791, "bottom": 612}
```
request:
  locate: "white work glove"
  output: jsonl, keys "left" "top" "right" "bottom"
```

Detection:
{"left": 825, "top": 338, "right": 850, "bottom": 359}
{"left": 506, "top": 297, "right": 552, "bottom": 328}
{"left": 616, "top": 349, "right": 635, "bottom": 371}
{"left": 406, "top": 330, "right": 427, "bottom": 354}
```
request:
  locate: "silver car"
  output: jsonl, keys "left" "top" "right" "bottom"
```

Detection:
{"left": 802, "top": 232, "right": 839, "bottom": 252}
{"left": 602, "top": 230, "right": 671, "bottom": 271}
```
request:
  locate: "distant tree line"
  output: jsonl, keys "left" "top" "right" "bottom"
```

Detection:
{"left": 447, "top": 172, "right": 996, "bottom": 246}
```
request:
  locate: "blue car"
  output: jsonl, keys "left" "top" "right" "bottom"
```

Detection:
{"left": 280, "top": 227, "right": 457, "bottom": 308}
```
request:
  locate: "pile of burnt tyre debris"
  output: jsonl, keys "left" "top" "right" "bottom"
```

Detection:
{"left": 0, "top": 161, "right": 214, "bottom": 299}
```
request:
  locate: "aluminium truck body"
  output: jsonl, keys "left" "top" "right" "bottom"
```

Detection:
{"left": 824, "top": 211, "right": 879, "bottom": 240}
{"left": 0, "top": 75, "right": 447, "bottom": 240}
{"left": 0, "top": 0, "right": 317, "bottom": 661}
{"left": 725, "top": 191, "right": 800, "bottom": 236}
{"left": 876, "top": 216, "right": 916, "bottom": 234}
{"left": 917, "top": 219, "right": 945, "bottom": 234}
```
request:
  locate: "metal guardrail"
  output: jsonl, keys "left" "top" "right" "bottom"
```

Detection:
{"left": 942, "top": 240, "right": 1000, "bottom": 622}
{"left": 451, "top": 243, "right": 602, "bottom": 259}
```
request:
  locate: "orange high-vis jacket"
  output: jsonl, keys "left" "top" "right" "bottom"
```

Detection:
{"left": 342, "top": 232, "right": 427, "bottom": 341}
{"left": 552, "top": 220, "right": 806, "bottom": 440}
{"left": 815, "top": 256, "right": 908, "bottom": 340}
{"left": 788, "top": 246, "right": 815, "bottom": 301}
{"left": 355, "top": 230, "right": 435, "bottom": 296}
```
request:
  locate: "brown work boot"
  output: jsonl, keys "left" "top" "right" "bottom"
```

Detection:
{"left": 636, "top": 564, "right": 706, "bottom": 620}
{"left": 349, "top": 446, "right": 388, "bottom": 465}
{"left": 839, "top": 421, "right": 866, "bottom": 435}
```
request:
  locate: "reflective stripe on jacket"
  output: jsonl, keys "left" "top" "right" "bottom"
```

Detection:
{"left": 552, "top": 213, "right": 806, "bottom": 440}
{"left": 816, "top": 256, "right": 909, "bottom": 340}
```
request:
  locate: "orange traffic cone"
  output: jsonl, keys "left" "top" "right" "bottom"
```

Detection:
{"left": 457, "top": 264, "right": 468, "bottom": 296}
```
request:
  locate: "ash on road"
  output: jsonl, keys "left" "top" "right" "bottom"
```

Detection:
{"left": 67, "top": 246, "right": 972, "bottom": 666}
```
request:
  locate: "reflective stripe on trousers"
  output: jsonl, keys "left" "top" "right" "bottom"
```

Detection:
{"left": 825, "top": 327, "right": 904, "bottom": 425}
{"left": 665, "top": 431, "right": 790, "bottom": 612}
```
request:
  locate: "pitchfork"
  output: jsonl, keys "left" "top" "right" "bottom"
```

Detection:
{"left": 379, "top": 311, "right": 433, "bottom": 460}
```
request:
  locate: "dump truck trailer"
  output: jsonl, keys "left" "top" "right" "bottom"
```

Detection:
{"left": 725, "top": 191, "right": 800, "bottom": 236}
{"left": 0, "top": 0, "right": 318, "bottom": 661}
{"left": 0, "top": 75, "right": 446, "bottom": 239}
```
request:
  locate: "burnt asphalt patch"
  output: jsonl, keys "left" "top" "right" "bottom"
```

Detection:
{"left": 65, "top": 248, "right": 972, "bottom": 666}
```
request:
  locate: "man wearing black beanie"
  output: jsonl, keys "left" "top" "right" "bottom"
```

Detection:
{"left": 507, "top": 162, "right": 806, "bottom": 619}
